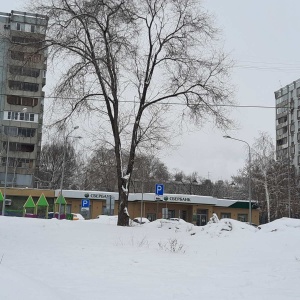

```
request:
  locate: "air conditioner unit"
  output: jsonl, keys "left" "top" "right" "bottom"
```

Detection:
{"left": 5, "top": 199, "right": 12, "bottom": 206}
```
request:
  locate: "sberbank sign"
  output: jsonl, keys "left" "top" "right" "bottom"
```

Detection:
{"left": 86, "top": 193, "right": 111, "bottom": 199}
{"left": 164, "top": 196, "right": 191, "bottom": 202}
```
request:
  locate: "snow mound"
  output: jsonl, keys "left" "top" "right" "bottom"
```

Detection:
{"left": 91, "top": 215, "right": 119, "bottom": 224}
{"left": 144, "top": 218, "right": 195, "bottom": 233}
{"left": 258, "top": 217, "right": 300, "bottom": 232}
{"left": 199, "top": 218, "right": 257, "bottom": 237}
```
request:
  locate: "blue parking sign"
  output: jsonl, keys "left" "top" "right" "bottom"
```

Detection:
{"left": 81, "top": 199, "right": 90, "bottom": 208}
{"left": 155, "top": 184, "right": 164, "bottom": 196}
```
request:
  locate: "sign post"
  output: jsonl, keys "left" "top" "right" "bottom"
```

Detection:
{"left": 81, "top": 198, "right": 90, "bottom": 219}
{"left": 155, "top": 184, "right": 164, "bottom": 219}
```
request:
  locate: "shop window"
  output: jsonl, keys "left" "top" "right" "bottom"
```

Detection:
{"left": 180, "top": 210, "right": 187, "bottom": 221}
{"left": 168, "top": 210, "right": 175, "bottom": 219}
{"left": 147, "top": 213, "right": 156, "bottom": 221}
{"left": 237, "top": 214, "right": 248, "bottom": 222}
{"left": 221, "top": 213, "right": 231, "bottom": 219}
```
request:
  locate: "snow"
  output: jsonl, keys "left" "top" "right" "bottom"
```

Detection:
{"left": 0, "top": 216, "right": 300, "bottom": 300}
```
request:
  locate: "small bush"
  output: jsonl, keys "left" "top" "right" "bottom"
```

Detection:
{"left": 158, "top": 238, "right": 185, "bottom": 253}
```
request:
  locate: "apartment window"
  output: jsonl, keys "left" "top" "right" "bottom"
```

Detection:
{"left": 276, "top": 137, "right": 287, "bottom": 146}
{"left": 18, "top": 127, "right": 36, "bottom": 137}
{"left": 297, "top": 87, "right": 300, "bottom": 97}
{"left": 7, "top": 111, "right": 36, "bottom": 122}
{"left": 12, "top": 36, "right": 43, "bottom": 48}
{"left": 4, "top": 126, "right": 36, "bottom": 138}
{"left": 298, "top": 132, "right": 300, "bottom": 142}
{"left": 298, "top": 156, "right": 300, "bottom": 165}
{"left": 9, "top": 65, "right": 40, "bottom": 78}
{"left": 8, "top": 80, "right": 39, "bottom": 92}
{"left": 277, "top": 126, "right": 288, "bottom": 136}
{"left": 276, "top": 107, "right": 287, "bottom": 115}
{"left": 7, "top": 95, "right": 38, "bottom": 107}
{"left": 1, "top": 157, "right": 34, "bottom": 168}
{"left": 237, "top": 214, "right": 248, "bottom": 222}
{"left": 3, "top": 126, "right": 18, "bottom": 137}
{"left": 25, "top": 53, "right": 42, "bottom": 63}
{"left": 8, "top": 111, "right": 18, "bottom": 120}
{"left": 277, "top": 116, "right": 287, "bottom": 125}
{"left": 3, "top": 142, "right": 34, "bottom": 152}
{"left": 220, "top": 213, "right": 231, "bottom": 219}
{"left": 291, "top": 143, "right": 295, "bottom": 155}
{"left": 290, "top": 99, "right": 294, "bottom": 108}
{"left": 11, "top": 51, "right": 25, "bottom": 61}
{"left": 290, "top": 124, "right": 295, "bottom": 133}
{"left": 30, "top": 25, "right": 35, "bottom": 33}
{"left": 22, "top": 113, "right": 34, "bottom": 121}
{"left": 16, "top": 23, "right": 21, "bottom": 31}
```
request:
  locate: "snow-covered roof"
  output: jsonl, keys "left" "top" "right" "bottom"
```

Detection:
{"left": 54, "top": 189, "right": 249, "bottom": 207}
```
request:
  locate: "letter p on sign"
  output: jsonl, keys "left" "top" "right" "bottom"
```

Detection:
{"left": 81, "top": 199, "right": 90, "bottom": 208}
{"left": 155, "top": 184, "right": 164, "bottom": 196}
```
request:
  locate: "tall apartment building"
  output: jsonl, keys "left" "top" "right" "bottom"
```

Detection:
{"left": 275, "top": 79, "right": 300, "bottom": 170}
{"left": 0, "top": 11, "right": 48, "bottom": 187}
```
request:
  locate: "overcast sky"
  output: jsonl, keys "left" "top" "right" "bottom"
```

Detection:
{"left": 161, "top": 0, "right": 300, "bottom": 181}
{"left": 3, "top": 1, "right": 300, "bottom": 182}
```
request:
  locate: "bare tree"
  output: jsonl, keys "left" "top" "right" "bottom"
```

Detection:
{"left": 83, "top": 146, "right": 118, "bottom": 191}
{"left": 31, "top": 0, "right": 234, "bottom": 225}
{"left": 37, "top": 141, "right": 81, "bottom": 189}
{"left": 251, "top": 132, "right": 275, "bottom": 223}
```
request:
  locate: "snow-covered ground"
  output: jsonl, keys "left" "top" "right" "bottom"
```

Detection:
{"left": 0, "top": 216, "right": 299, "bottom": 300}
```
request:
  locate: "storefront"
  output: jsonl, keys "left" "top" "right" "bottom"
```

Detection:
{"left": 54, "top": 190, "right": 260, "bottom": 225}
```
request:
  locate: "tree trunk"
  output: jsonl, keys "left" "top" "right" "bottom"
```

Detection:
{"left": 264, "top": 174, "right": 270, "bottom": 223}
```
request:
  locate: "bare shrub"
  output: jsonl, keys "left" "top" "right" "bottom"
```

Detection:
{"left": 158, "top": 238, "right": 185, "bottom": 254}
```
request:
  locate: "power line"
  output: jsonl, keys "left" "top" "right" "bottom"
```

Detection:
{"left": 0, "top": 94, "right": 278, "bottom": 109}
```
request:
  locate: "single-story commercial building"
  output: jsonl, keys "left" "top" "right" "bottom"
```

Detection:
{"left": 54, "top": 190, "right": 260, "bottom": 225}
{"left": 0, "top": 188, "right": 259, "bottom": 225}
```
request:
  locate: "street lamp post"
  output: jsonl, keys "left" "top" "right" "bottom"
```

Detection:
{"left": 223, "top": 135, "right": 252, "bottom": 224}
{"left": 58, "top": 126, "right": 81, "bottom": 219}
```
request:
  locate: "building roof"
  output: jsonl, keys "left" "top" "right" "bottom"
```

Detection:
{"left": 54, "top": 189, "right": 252, "bottom": 208}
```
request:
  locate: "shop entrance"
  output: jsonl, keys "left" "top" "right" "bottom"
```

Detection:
{"left": 196, "top": 209, "right": 208, "bottom": 226}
